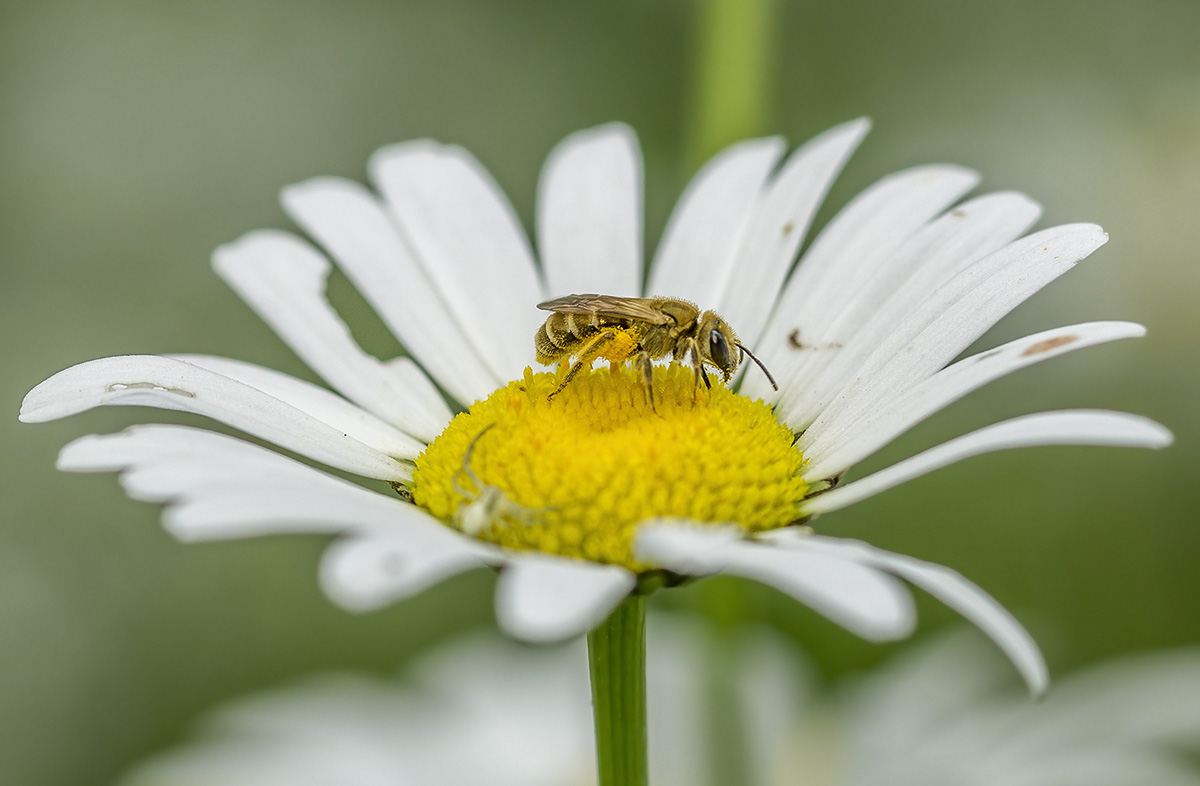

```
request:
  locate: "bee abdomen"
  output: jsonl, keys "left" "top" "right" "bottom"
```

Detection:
{"left": 535, "top": 322, "right": 565, "bottom": 364}
{"left": 535, "top": 313, "right": 592, "bottom": 364}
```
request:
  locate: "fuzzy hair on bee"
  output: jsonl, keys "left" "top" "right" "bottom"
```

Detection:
{"left": 534, "top": 294, "right": 777, "bottom": 405}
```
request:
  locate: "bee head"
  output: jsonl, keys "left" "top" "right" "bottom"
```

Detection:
{"left": 698, "top": 312, "right": 740, "bottom": 381}
{"left": 697, "top": 311, "right": 778, "bottom": 390}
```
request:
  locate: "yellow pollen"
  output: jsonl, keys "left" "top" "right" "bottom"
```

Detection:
{"left": 411, "top": 364, "right": 810, "bottom": 571}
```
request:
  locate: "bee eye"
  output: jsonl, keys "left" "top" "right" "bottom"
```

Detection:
{"left": 708, "top": 329, "right": 731, "bottom": 368}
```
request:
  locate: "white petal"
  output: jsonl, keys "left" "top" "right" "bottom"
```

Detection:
{"left": 493, "top": 554, "right": 636, "bottom": 643}
{"left": 370, "top": 140, "right": 544, "bottom": 382}
{"left": 22, "top": 355, "right": 408, "bottom": 481}
{"left": 740, "top": 162, "right": 980, "bottom": 393}
{"left": 633, "top": 521, "right": 743, "bottom": 573}
{"left": 58, "top": 423, "right": 294, "bottom": 479}
{"left": 647, "top": 136, "right": 786, "bottom": 303}
{"left": 375, "top": 357, "right": 455, "bottom": 440}
{"left": 844, "top": 630, "right": 1013, "bottom": 747}
{"left": 538, "top": 123, "right": 642, "bottom": 297}
{"left": 774, "top": 192, "right": 1042, "bottom": 420}
{"left": 320, "top": 533, "right": 495, "bottom": 613}
{"left": 756, "top": 191, "right": 1041, "bottom": 410}
{"left": 173, "top": 354, "right": 428, "bottom": 459}
{"left": 56, "top": 425, "right": 444, "bottom": 542}
{"left": 213, "top": 229, "right": 454, "bottom": 437}
{"left": 802, "top": 321, "right": 1147, "bottom": 479}
{"left": 992, "top": 754, "right": 1200, "bottom": 786}
{"left": 60, "top": 425, "right": 493, "bottom": 612}
{"left": 1002, "top": 650, "right": 1200, "bottom": 748}
{"left": 803, "top": 410, "right": 1174, "bottom": 514}
{"left": 799, "top": 223, "right": 1109, "bottom": 450}
{"left": 770, "top": 532, "right": 1048, "bottom": 694}
{"left": 166, "top": 479, "right": 463, "bottom": 545}
{"left": 635, "top": 523, "right": 915, "bottom": 641}
{"left": 281, "top": 177, "right": 499, "bottom": 407}
{"left": 717, "top": 118, "right": 872, "bottom": 344}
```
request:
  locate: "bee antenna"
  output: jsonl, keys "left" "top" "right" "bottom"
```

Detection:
{"left": 736, "top": 343, "right": 778, "bottom": 390}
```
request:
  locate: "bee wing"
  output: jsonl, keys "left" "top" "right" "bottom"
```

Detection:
{"left": 536, "top": 294, "right": 673, "bottom": 325}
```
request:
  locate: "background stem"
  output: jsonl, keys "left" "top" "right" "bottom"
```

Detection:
{"left": 687, "top": 0, "right": 777, "bottom": 168}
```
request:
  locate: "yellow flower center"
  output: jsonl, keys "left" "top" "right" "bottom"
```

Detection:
{"left": 411, "top": 364, "right": 810, "bottom": 571}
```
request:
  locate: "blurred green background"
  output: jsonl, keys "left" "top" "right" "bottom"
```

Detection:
{"left": 2, "top": 1, "right": 1197, "bottom": 784}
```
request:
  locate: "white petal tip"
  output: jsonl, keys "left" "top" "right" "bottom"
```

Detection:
{"left": 212, "top": 229, "right": 315, "bottom": 277}
{"left": 633, "top": 521, "right": 743, "bottom": 572}
{"left": 20, "top": 372, "right": 75, "bottom": 422}
{"left": 928, "top": 163, "right": 981, "bottom": 187}
{"left": 18, "top": 400, "right": 44, "bottom": 423}
{"left": 319, "top": 535, "right": 493, "bottom": 615}
{"left": 1105, "top": 413, "right": 1175, "bottom": 449}
{"left": 569, "top": 121, "right": 637, "bottom": 143}
{"left": 1142, "top": 421, "right": 1175, "bottom": 449}
{"left": 54, "top": 434, "right": 105, "bottom": 471}
{"left": 318, "top": 552, "right": 404, "bottom": 614}
{"left": 367, "top": 138, "right": 446, "bottom": 179}
{"left": 20, "top": 363, "right": 104, "bottom": 423}
{"left": 494, "top": 556, "right": 636, "bottom": 643}
{"left": 987, "top": 189, "right": 1042, "bottom": 212}
{"left": 1072, "top": 222, "right": 1109, "bottom": 250}
{"left": 829, "top": 116, "right": 872, "bottom": 141}
{"left": 213, "top": 228, "right": 284, "bottom": 255}
{"left": 280, "top": 176, "right": 358, "bottom": 207}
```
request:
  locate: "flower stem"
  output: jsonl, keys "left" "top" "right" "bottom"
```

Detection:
{"left": 588, "top": 595, "right": 648, "bottom": 786}
{"left": 687, "top": 0, "right": 776, "bottom": 168}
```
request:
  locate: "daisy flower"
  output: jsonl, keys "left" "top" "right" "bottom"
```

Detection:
{"left": 117, "top": 623, "right": 1200, "bottom": 786}
{"left": 116, "top": 620, "right": 796, "bottom": 786}
{"left": 21, "top": 120, "right": 1170, "bottom": 696}
{"left": 790, "top": 632, "right": 1200, "bottom": 786}
{"left": 117, "top": 632, "right": 601, "bottom": 786}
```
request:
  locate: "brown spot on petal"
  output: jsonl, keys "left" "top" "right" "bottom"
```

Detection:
{"left": 787, "top": 329, "right": 841, "bottom": 352}
{"left": 783, "top": 221, "right": 795, "bottom": 236}
{"left": 1022, "top": 334, "right": 1078, "bottom": 356}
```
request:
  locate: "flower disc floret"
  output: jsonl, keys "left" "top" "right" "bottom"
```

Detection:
{"left": 412, "top": 365, "right": 810, "bottom": 570}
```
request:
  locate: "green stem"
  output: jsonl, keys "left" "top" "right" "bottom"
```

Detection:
{"left": 688, "top": 0, "right": 776, "bottom": 168}
{"left": 588, "top": 595, "right": 648, "bottom": 786}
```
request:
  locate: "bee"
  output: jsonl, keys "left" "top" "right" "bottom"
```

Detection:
{"left": 534, "top": 294, "right": 777, "bottom": 404}
{"left": 451, "top": 424, "right": 550, "bottom": 536}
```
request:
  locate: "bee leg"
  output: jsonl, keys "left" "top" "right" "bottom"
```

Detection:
{"left": 685, "top": 338, "right": 710, "bottom": 397}
{"left": 634, "top": 350, "right": 656, "bottom": 412}
{"left": 549, "top": 330, "right": 618, "bottom": 399}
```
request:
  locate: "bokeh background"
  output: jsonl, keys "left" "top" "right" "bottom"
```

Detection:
{"left": 2, "top": 1, "right": 1198, "bottom": 784}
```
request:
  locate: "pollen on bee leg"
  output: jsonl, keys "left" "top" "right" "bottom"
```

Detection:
{"left": 595, "top": 328, "right": 640, "bottom": 362}
{"left": 410, "top": 364, "right": 810, "bottom": 571}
